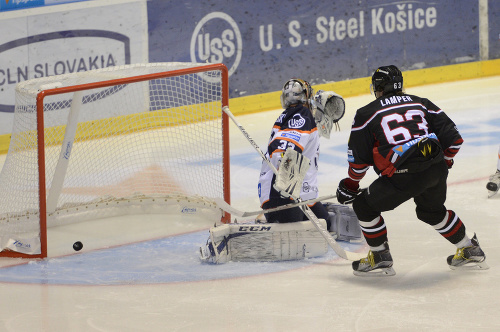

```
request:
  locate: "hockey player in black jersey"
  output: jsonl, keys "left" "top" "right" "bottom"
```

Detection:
{"left": 336, "top": 65, "right": 488, "bottom": 276}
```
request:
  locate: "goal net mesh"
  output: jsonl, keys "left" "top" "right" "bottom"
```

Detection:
{"left": 0, "top": 62, "right": 229, "bottom": 256}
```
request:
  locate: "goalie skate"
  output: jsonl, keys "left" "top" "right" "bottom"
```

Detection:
{"left": 447, "top": 234, "right": 489, "bottom": 270}
{"left": 352, "top": 242, "right": 396, "bottom": 277}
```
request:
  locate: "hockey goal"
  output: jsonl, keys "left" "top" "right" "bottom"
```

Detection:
{"left": 0, "top": 62, "right": 230, "bottom": 258}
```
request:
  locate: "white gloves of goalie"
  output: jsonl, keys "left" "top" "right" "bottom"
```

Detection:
{"left": 313, "top": 90, "right": 345, "bottom": 139}
{"left": 273, "top": 148, "right": 310, "bottom": 200}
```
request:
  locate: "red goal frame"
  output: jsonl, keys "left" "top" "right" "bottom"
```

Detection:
{"left": 0, "top": 63, "right": 231, "bottom": 259}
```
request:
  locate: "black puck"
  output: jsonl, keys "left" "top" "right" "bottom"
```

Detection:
{"left": 73, "top": 241, "right": 83, "bottom": 251}
{"left": 486, "top": 182, "right": 498, "bottom": 192}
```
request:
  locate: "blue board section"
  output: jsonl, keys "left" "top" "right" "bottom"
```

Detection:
{"left": 0, "top": 231, "right": 364, "bottom": 285}
{"left": 0, "top": 0, "right": 86, "bottom": 11}
{"left": 148, "top": 0, "right": 479, "bottom": 98}
{"left": 0, "top": 0, "right": 44, "bottom": 11}
{"left": 490, "top": 1, "right": 500, "bottom": 59}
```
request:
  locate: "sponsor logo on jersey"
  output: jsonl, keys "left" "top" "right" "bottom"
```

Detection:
{"left": 281, "top": 132, "right": 301, "bottom": 142}
{"left": 288, "top": 114, "right": 306, "bottom": 128}
{"left": 392, "top": 133, "right": 438, "bottom": 156}
{"left": 347, "top": 149, "right": 355, "bottom": 162}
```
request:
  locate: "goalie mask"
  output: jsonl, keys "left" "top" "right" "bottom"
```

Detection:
{"left": 313, "top": 90, "right": 345, "bottom": 139}
{"left": 280, "top": 78, "right": 313, "bottom": 109}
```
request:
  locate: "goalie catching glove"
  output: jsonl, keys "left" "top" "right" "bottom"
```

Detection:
{"left": 273, "top": 148, "right": 310, "bottom": 199}
{"left": 313, "top": 90, "right": 345, "bottom": 139}
{"left": 336, "top": 178, "right": 361, "bottom": 204}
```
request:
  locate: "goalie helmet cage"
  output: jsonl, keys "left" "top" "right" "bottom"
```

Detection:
{"left": 0, "top": 62, "right": 231, "bottom": 259}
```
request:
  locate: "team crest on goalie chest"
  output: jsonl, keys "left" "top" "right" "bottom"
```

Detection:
{"left": 288, "top": 114, "right": 306, "bottom": 128}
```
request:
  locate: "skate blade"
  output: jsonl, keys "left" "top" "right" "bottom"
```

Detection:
{"left": 487, "top": 190, "right": 499, "bottom": 198}
{"left": 449, "top": 260, "right": 490, "bottom": 270}
{"left": 353, "top": 267, "right": 396, "bottom": 277}
{"left": 199, "top": 247, "right": 211, "bottom": 262}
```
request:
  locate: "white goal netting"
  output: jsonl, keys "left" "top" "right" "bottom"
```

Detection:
{"left": 0, "top": 62, "right": 230, "bottom": 256}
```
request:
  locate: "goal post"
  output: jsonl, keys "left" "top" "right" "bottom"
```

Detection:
{"left": 0, "top": 62, "right": 231, "bottom": 259}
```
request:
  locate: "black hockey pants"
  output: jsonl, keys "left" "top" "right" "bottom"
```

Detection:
{"left": 353, "top": 159, "right": 449, "bottom": 225}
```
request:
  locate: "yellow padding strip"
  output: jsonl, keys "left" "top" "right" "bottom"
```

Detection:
{"left": 1, "top": 59, "right": 500, "bottom": 154}
{"left": 1, "top": 104, "right": 219, "bottom": 154}
{"left": 229, "top": 58, "right": 500, "bottom": 116}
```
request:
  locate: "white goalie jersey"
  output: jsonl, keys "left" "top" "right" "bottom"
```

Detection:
{"left": 258, "top": 104, "right": 321, "bottom": 206}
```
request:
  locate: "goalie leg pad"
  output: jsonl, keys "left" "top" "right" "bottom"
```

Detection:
{"left": 326, "top": 203, "right": 363, "bottom": 242}
{"left": 199, "top": 220, "right": 329, "bottom": 263}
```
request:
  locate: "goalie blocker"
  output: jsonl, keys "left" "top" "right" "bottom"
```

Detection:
{"left": 199, "top": 204, "right": 362, "bottom": 263}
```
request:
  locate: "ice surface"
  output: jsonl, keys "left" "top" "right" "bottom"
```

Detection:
{"left": 0, "top": 77, "right": 499, "bottom": 331}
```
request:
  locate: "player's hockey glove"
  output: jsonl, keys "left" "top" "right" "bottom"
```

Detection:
{"left": 445, "top": 159, "right": 454, "bottom": 169}
{"left": 336, "top": 178, "right": 360, "bottom": 204}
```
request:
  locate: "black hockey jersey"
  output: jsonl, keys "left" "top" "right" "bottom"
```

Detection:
{"left": 347, "top": 93, "right": 463, "bottom": 180}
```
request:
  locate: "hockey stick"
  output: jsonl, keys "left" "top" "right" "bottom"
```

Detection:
{"left": 222, "top": 106, "right": 365, "bottom": 261}
{"left": 214, "top": 194, "right": 336, "bottom": 218}
{"left": 222, "top": 106, "right": 277, "bottom": 174}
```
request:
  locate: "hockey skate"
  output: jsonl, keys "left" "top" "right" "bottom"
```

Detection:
{"left": 352, "top": 242, "right": 395, "bottom": 277}
{"left": 486, "top": 170, "right": 500, "bottom": 198}
{"left": 447, "top": 234, "right": 489, "bottom": 270}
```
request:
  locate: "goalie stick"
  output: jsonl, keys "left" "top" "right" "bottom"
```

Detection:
{"left": 222, "top": 106, "right": 366, "bottom": 261}
{"left": 214, "top": 194, "right": 336, "bottom": 218}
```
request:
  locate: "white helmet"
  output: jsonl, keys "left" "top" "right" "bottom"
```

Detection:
{"left": 313, "top": 90, "right": 345, "bottom": 139}
{"left": 280, "top": 78, "right": 313, "bottom": 109}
